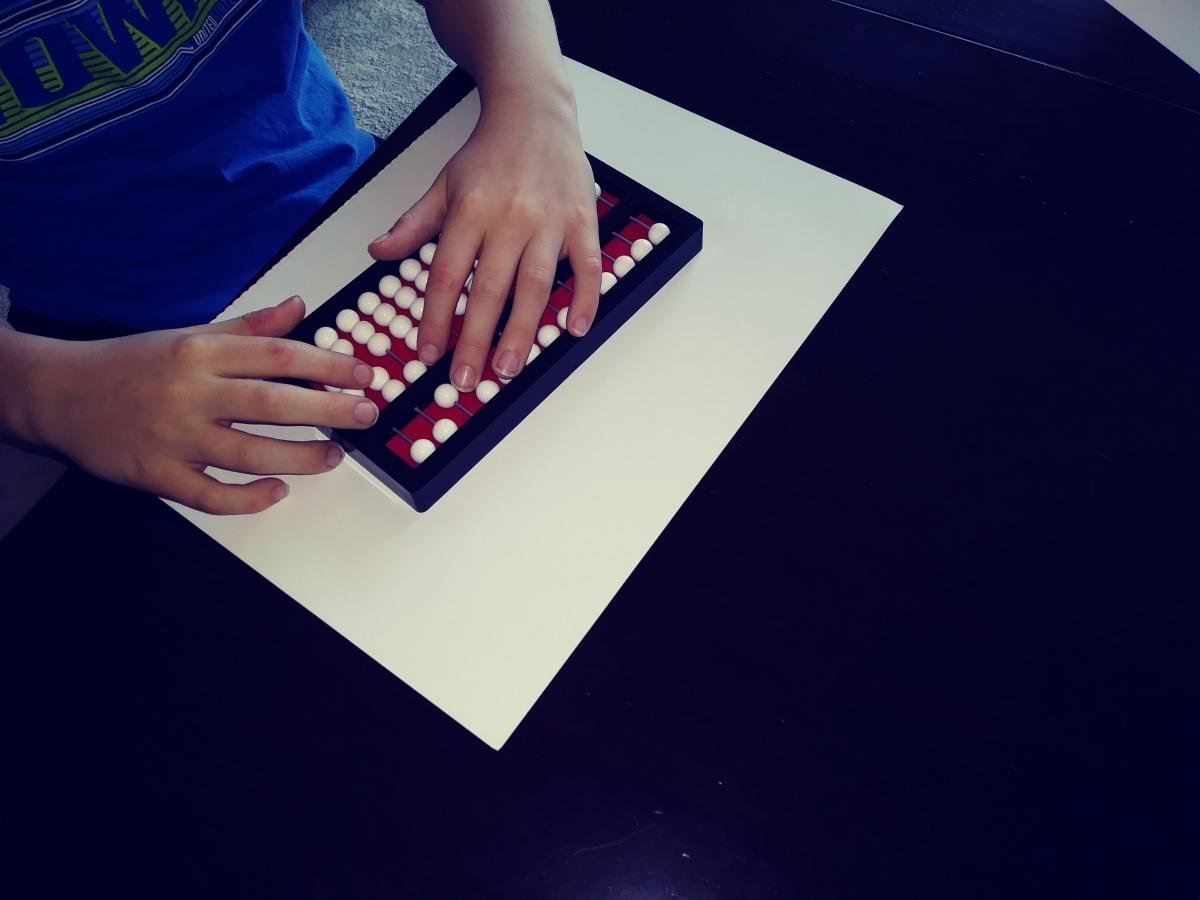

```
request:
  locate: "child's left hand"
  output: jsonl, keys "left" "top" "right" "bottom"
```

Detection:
{"left": 368, "top": 85, "right": 602, "bottom": 392}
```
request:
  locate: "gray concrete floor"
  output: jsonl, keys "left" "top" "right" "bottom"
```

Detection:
{"left": 0, "top": 0, "right": 451, "bottom": 539}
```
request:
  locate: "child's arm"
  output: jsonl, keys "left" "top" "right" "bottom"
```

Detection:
{"left": 0, "top": 298, "right": 376, "bottom": 515}
{"left": 368, "top": 0, "right": 600, "bottom": 393}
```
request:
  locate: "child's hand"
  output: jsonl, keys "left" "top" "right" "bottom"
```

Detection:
{"left": 368, "top": 86, "right": 602, "bottom": 391}
{"left": 30, "top": 297, "right": 378, "bottom": 515}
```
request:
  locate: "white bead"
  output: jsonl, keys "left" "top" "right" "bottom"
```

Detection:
{"left": 325, "top": 385, "right": 341, "bottom": 393}
{"left": 381, "top": 380, "right": 405, "bottom": 402}
{"left": 613, "top": 255, "right": 635, "bottom": 278}
{"left": 526, "top": 344, "right": 541, "bottom": 364}
{"left": 403, "top": 360, "right": 426, "bottom": 383}
{"left": 476, "top": 380, "right": 499, "bottom": 403}
{"left": 648, "top": 222, "right": 670, "bottom": 244}
{"left": 367, "top": 333, "right": 391, "bottom": 357}
{"left": 373, "top": 303, "right": 396, "bottom": 326}
{"left": 331, "top": 339, "right": 354, "bottom": 355}
{"left": 370, "top": 366, "right": 389, "bottom": 391}
{"left": 358, "top": 291, "right": 382, "bottom": 314}
{"left": 433, "top": 383, "right": 458, "bottom": 409}
{"left": 335, "top": 308, "right": 359, "bottom": 332}
{"left": 464, "top": 271, "right": 474, "bottom": 291}
{"left": 399, "top": 259, "right": 422, "bottom": 282}
{"left": 594, "top": 182, "right": 601, "bottom": 199}
{"left": 378, "top": 276, "right": 401, "bottom": 299}
{"left": 388, "top": 314, "right": 412, "bottom": 338}
{"left": 410, "top": 297, "right": 424, "bottom": 321}
{"left": 419, "top": 243, "right": 437, "bottom": 265}
{"left": 394, "top": 286, "right": 417, "bottom": 310}
{"left": 415, "top": 270, "right": 429, "bottom": 293}
{"left": 600, "top": 272, "right": 617, "bottom": 294}
{"left": 351, "top": 320, "right": 374, "bottom": 344}
{"left": 556, "top": 307, "right": 568, "bottom": 330}
{"left": 410, "top": 438, "right": 435, "bottom": 464}
{"left": 432, "top": 418, "right": 457, "bottom": 443}
{"left": 404, "top": 328, "right": 420, "bottom": 351}
{"left": 314, "top": 326, "right": 337, "bottom": 350}
{"left": 631, "top": 238, "right": 653, "bottom": 261}
{"left": 537, "top": 324, "right": 561, "bottom": 347}
{"left": 342, "top": 388, "right": 365, "bottom": 397}
{"left": 455, "top": 293, "right": 468, "bottom": 316}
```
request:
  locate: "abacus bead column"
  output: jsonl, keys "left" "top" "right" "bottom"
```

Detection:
{"left": 389, "top": 314, "right": 413, "bottom": 338}
{"left": 373, "top": 303, "right": 397, "bottom": 326}
{"left": 358, "top": 291, "right": 381, "bottom": 315}
{"left": 613, "top": 256, "right": 635, "bottom": 278}
{"left": 419, "top": 243, "right": 437, "bottom": 265}
{"left": 476, "top": 380, "right": 500, "bottom": 403}
{"left": 403, "top": 360, "right": 427, "bottom": 383}
{"left": 381, "top": 380, "right": 405, "bottom": 402}
{"left": 399, "top": 258, "right": 422, "bottom": 281}
{"left": 314, "top": 326, "right": 338, "bottom": 350}
{"left": 378, "top": 276, "right": 401, "bottom": 299}
{"left": 648, "top": 222, "right": 671, "bottom": 244}
{"left": 537, "top": 324, "right": 561, "bottom": 347}
{"left": 631, "top": 238, "right": 653, "bottom": 261}
{"left": 411, "top": 438, "right": 436, "bottom": 464}
{"left": 433, "top": 384, "right": 459, "bottom": 409}
{"left": 367, "top": 333, "right": 391, "bottom": 357}
{"left": 432, "top": 418, "right": 457, "bottom": 443}
{"left": 331, "top": 339, "right": 354, "bottom": 355}
{"left": 351, "top": 320, "right": 374, "bottom": 344}
{"left": 370, "top": 366, "right": 389, "bottom": 391}
{"left": 600, "top": 272, "right": 617, "bottom": 294}
{"left": 335, "top": 308, "right": 359, "bottom": 332}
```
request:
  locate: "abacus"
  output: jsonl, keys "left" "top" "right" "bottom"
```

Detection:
{"left": 289, "top": 155, "right": 701, "bottom": 512}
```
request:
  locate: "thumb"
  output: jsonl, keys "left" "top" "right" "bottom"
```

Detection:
{"left": 197, "top": 295, "right": 307, "bottom": 338}
{"left": 368, "top": 171, "right": 447, "bottom": 261}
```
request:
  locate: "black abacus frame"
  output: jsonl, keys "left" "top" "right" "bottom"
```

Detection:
{"left": 287, "top": 110, "right": 703, "bottom": 512}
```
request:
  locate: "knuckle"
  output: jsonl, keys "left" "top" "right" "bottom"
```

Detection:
{"left": 455, "top": 187, "right": 488, "bottom": 215}
{"left": 522, "top": 262, "right": 555, "bottom": 290}
{"left": 577, "top": 254, "right": 603, "bottom": 278}
{"left": 266, "top": 338, "right": 295, "bottom": 370}
{"left": 470, "top": 275, "right": 505, "bottom": 300}
{"left": 428, "top": 268, "right": 463, "bottom": 297}
{"left": 252, "top": 383, "right": 288, "bottom": 422}
{"left": 170, "top": 333, "right": 207, "bottom": 365}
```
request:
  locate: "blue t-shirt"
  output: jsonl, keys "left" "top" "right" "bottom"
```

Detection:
{"left": 0, "top": 0, "right": 375, "bottom": 328}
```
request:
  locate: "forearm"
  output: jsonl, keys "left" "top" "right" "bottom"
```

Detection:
{"left": 0, "top": 321, "right": 58, "bottom": 446}
{"left": 418, "top": 0, "right": 573, "bottom": 105}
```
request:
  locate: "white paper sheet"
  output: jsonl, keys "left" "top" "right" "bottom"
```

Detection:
{"left": 166, "top": 61, "right": 901, "bottom": 749}
{"left": 1108, "top": 0, "right": 1200, "bottom": 76}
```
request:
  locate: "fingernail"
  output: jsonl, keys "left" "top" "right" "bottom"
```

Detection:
{"left": 452, "top": 364, "right": 476, "bottom": 391}
{"left": 353, "top": 363, "right": 372, "bottom": 385}
{"left": 355, "top": 401, "right": 378, "bottom": 425}
{"left": 372, "top": 231, "right": 391, "bottom": 244}
{"left": 325, "top": 443, "right": 343, "bottom": 468}
{"left": 494, "top": 348, "right": 520, "bottom": 378}
{"left": 570, "top": 316, "right": 590, "bottom": 336}
{"left": 419, "top": 343, "right": 440, "bottom": 365}
{"left": 271, "top": 483, "right": 289, "bottom": 503}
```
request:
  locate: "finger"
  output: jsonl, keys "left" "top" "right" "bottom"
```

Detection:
{"left": 565, "top": 219, "right": 603, "bottom": 338}
{"left": 199, "top": 295, "right": 307, "bottom": 338}
{"left": 369, "top": 172, "right": 448, "bottom": 261}
{"left": 205, "top": 334, "right": 374, "bottom": 389}
{"left": 489, "top": 231, "right": 562, "bottom": 383}
{"left": 452, "top": 229, "right": 526, "bottom": 387}
{"left": 218, "top": 379, "right": 380, "bottom": 430}
{"left": 418, "top": 206, "right": 484, "bottom": 369}
{"left": 199, "top": 425, "right": 346, "bottom": 476}
{"left": 166, "top": 465, "right": 290, "bottom": 516}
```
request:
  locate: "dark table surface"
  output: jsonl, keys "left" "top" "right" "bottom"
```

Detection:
{"left": 6, "top": 2, "right": 1200, "bottom": 897}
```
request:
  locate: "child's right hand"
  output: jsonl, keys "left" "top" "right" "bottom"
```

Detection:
{"left": 25, "top": 296, "right": 378, "bottom": 515}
